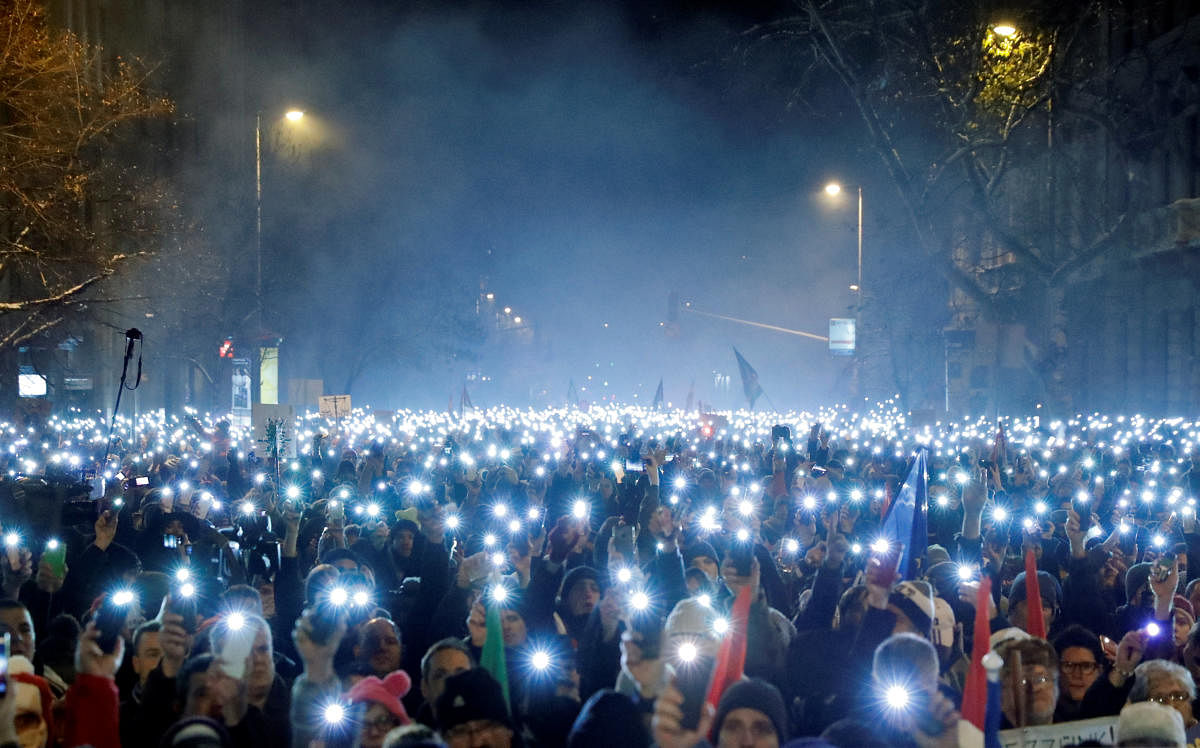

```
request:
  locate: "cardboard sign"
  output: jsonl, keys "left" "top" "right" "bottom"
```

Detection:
{"left": 997, "top": 716, "right": 1117, "bottom": 748}
{"left": 318, "top": 395, "right": 351, "bottom": 419}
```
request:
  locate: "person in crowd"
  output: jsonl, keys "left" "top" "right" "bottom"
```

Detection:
{"left": 5, "top": 406, "right": 1200, "bottom": 746}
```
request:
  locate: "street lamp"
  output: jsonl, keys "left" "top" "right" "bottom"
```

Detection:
{"left": 823, "top": 181, "right": 863, "bottom": 294}
{"left": 255, "top": 109, "right": 307, "bottom": 332}
{"left": 991, "top": 23, "right": 1017, "bottom": 37}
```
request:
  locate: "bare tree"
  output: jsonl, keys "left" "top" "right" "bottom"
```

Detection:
{"left": 0, "top": 0, "right": 174, "bottom": 404}
{"left": 748, "top": 0, "right": 1189, "bottom": 408}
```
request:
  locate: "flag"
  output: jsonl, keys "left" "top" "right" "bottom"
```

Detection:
{"left": 732, "top": 348, "right": 764, "bottom": 409}
{"left": 685, "top": 380, "right": 695, "bottom": 412}
{"left": 1023, "top": 549, "right": 1046, "bottom": 638}
{"left": 960, "top": 576, "right": 993, "bottom": 732}
{"left": 652, "top": 378, "right": 664, "bottom": 409}
{"left": 879, "top": 450, "right": 928, "bottom": 579}
{"left": 990, "top": 423, "right": 1008, "bottom": 467}
{"left": 566, "top": 379, "right": 577, "bottom": 408}
{"left": 447, "top": 394, "right": 454, "bottom": 415}
{"left": 705, "top": 584, "right": 752, "bottom": 712}
{"left": 460, "top": 384, "right": 473, "bottom": 414}
{"left": 481, "top": 603, "right": 510, "bottom": 714}
{"left": 985, "top": 659, "right": 1003, "bottom": 748}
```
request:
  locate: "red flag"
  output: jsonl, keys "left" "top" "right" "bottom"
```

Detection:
{"left": 880, "top": 480, "right": 894, "bottom": 519}
{"left": 961, "top": 576, "right": 993, "bottom": 731}
{"left": 1023, "top": 549, "right": 1046, "bottom": 638}
{"left": 991, "top": 423, "right": 1008, "bottom": 466}
{"left": 705, "top": 584, "right": 752, "bottom": 712}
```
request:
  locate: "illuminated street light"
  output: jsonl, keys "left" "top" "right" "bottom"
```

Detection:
{"left": 824, "top": 182, "right": 842, "bottom": 196}
{"left": 285, "top": 109, "right": 305, "bottom": 122}
{"left": 992, "top": 23, "right": 1017, "bottom": 36}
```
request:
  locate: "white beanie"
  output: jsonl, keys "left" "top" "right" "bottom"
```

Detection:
{"left": 1117, "top": 701, "right": 1185, "bottom": 747}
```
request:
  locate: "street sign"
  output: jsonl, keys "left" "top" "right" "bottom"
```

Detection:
{"left": 829, "top": 318, "right": 856, "bottom": 355}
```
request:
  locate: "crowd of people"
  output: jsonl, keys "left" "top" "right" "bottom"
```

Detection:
{"left": 0, "top": 403, "right": 1198, "bottom": 747}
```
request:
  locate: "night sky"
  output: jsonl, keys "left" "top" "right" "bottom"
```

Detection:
{"left": 194, "top": 0, "right": 896, "bottom": 410}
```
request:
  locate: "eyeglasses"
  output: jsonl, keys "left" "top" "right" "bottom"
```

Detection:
{"left": 1060, "top": 661, "right": 1099, "bottom": 675}
{"left": 1148, "top": 692, "right": 1191, "bottom": 705}
{"left": 363, "top": 715, "right": 398, "bottom": 733}
{"left": 1020, "top": 674, "right": 1053, "bottom": 688}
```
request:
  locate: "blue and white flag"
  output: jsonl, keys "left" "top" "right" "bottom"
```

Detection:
{"left": 879, "top": 449, "right": 928, "bottom": 579}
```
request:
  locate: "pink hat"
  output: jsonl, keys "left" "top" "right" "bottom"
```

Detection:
{"left": 347, "top": 671, "right": 412, "bottom": 724}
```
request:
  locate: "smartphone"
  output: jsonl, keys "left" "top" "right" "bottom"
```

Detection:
{"left": 628, "top": 610, "right": 664, "bottom": 660}
{"left": 135, "top": 476, "right": 150, "bottom": 487}
{"left": 677, "top": 656, "right": 717, "bottom": 730}
{"left": 624, "top": 459, "right": 644, "bottom": 473}
{"left": 729, "top": 541, "right": 754, "bottom": 576}
{"left": 1153, "top": 553, "right": 1176, "bottom": 584}
{"left": 1071, "top": 495, "right": 1092, "bottom": 534}
{"left": 96, "top": 592, "right": 135, "bottom": 653}
{"left": 166, "top": 588, "right": 199, "bottom": 633}
{"left": 612, "top": 525, "right": 635, "bottom": 559}
{"left": 866, "top": 542, "right": 905, "bottom": 587}
{"left": 43, "top": 540, "right": 66, "bottom": 577}
{"left": 163, "top": 534, "right": 179, "bottom": 549}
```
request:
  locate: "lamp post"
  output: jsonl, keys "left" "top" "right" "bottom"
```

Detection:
{"left": 823, "top": 181, "right": 863, "bottom": 294}
{"left": 255, "top": 109, "right": 305, "bottom": 331}
{"left": 253, "top": 109, "right": 304, "bottom": 407}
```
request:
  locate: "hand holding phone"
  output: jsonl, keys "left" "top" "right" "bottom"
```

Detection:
{"left": 866, "top": 542, "right": 904, "bottom": 590}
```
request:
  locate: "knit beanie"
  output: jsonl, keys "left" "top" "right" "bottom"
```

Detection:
{"left": 713, "top": 679, "right": 788, "bottom": 743}
{"left": 559, "top": 566, "right": 600, "bottom": 602}
{"left": 1126, "top": 562, "right": 1154, "bottom": 602}
{"left": 347, "top": 670, "right": 412, "bottom": 724}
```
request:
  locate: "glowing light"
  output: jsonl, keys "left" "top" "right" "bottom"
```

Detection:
{"left": 884, "top": 685, "right": 910, "bottom": 709}
{"left": 1146, "top": 621, "right": 1161, "bottom": 637}
{"left": 572, "top": 500, "right": 589, "bottom": 519}
{"left": 678, "top": 641, "right": 698, "bottom": 663}
{"left": 531, "top": 650, "right": 551, "bottom": 671}
{"left": 712, "top": 617, "right": 730, "bottom": 635}
{"left": 323, "top": 703, "right": 345, "bottom": 725}
{"left": 285, "top": 109, "right": 305, "bottom": 122}
{"left": 630, "top": 591, "right": 650, "bottom": 611}
{"left": 328, "top": 587, "right": 348, "bottom": 606}
{"left": 824, "top": 182, "right": 842, "bottom": 196}
{"left": 784, "top": 538, "right": 800, "bottom": 554}
{"left": 871, "top": 538, "right": 890, "bottom": 554}
{"left": 227, "top": 612, "right": 246, "bottom": 630}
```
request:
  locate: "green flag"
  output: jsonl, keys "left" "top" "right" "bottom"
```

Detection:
{"left": 480, "top": 603, "right": 510, "bottom": 713}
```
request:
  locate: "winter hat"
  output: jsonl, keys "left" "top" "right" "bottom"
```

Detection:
{"left": 1175, "top": 595, "right": 1195, "bottom": 618}
{"left": 347, "top": 671, "right": 412, "bottom": 724}
{"left": 436, "top": 669, "right": 512, "bottom": 733}
{"left": 665, "top": 597, "right": 720, "bottom": 659}
{"left": 889, "top": 580, "right": 935, "bottom": 637}
{"left": 9, "top": 655, "right": 54, "bottom": 743}
{"left": 926, "top": 545, "right": 951, "bottom": 566}
{"left": 1009, "top": 570, "right": 1062, "bottom": 609}
{"left": 1117, "top": 701, "right": 1186, "bottom": 747}
{"left": 160, "top": 717, "right": 232, "bottom": 748}
{"left": 1126, "top": 562, "right": 1154, "bottom": 601}
{"left": 712, "top": 678, "right": 788, "bottom": 743}
{"left": 923, "top": 561, "right": 961, "bottom": 602}
{"left": 683, "top": 541, "right": 720, "bottom": 568}
{"left": 567, "top": 689, "right": 650, "bottom": 748}
{"left": 559, "top": 566, "right": 600, "bottom": 602}
{"left": 990, "top": 626, "right": 1031, "bottom": 651}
